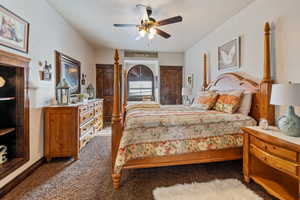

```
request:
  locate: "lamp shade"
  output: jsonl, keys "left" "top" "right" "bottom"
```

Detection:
{"left": 182, "top": 88, "right": 192, "bottom": 96}
{"left": 270, "top": 83, "right": 300, "bottom": 106}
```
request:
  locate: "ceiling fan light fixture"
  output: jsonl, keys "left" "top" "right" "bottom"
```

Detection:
{"left": 149, "top": 27, "right": 157, "bottom": 35}
{"left": 148, "top": 33, "right": 155, "bottom": 40}
{"left": 139, "top": 29, "right": 146, "bottom": 37}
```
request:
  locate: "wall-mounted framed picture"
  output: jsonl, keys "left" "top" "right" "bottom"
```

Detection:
{"left": 0, "top": 5, "right": 29, "bottom": 53}
{"left": 218, "top": 37, "right": 240, "bottom": 71}
{"left": 55, "top": 51, "right": 81, "bottom": 94}
{"left": 186, "top": 74, "right": 194, "bottom": 88}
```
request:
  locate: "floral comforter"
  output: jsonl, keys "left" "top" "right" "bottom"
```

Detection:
{"left": 114, "top": 105, "right": 256, "bottom": 173}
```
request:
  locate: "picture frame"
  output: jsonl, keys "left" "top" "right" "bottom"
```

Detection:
{"left": 218, "top": 37, "right": 240, "bottom": 71}
{"left": 55, "top": 51, "right": 81, "bottom": 95}
{"left": 0, "top": 5, "right": 29, "bottom": 53}
{"left": 186, "top": 74, "right": 194, "bottom": 88}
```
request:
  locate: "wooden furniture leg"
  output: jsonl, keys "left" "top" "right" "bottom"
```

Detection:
{"left": 112, "top": 173, "right": 121, "bottom": 189}
{"left": 243, "top": 131, "right": 250, "bottom": 183}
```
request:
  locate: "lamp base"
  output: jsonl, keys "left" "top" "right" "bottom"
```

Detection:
{"left": 278, "top": 105, "right": 300, "bottom": 137}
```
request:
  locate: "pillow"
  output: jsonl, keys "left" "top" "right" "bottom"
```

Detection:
{"left": 191, "top": 91, "right": 219, "bottom": 110}
{"left": 237, "top": 92, "right": 253, "bottom": 115}
{"left": 213, "top": 90, "right": 243, "bottom": 113}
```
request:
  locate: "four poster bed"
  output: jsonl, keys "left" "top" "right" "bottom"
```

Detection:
{"left": 111, "top": 22, "right": 275, "bottom": 189}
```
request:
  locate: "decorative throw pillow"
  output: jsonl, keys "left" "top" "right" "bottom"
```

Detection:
{"left": 191, "top": 91, "right": 219, "bottom": 110}
{"left": 237, "top": 92, "right": 253, "bottom": 115}
{"left": 213, "top": 90, "right": 243, "bottom": 113}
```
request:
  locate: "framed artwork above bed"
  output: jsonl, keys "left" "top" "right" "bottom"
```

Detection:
{"left": 218, "top": 37, "right": 240, "bottom": 71}
{"left": 55, "top": 51, "right": 81, "bottom": 94}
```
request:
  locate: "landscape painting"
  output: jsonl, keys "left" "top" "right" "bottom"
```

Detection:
{"left": 0, "top": 5, "right": 29, "bottom": 53}
{"left": 56, "top": 51, "right": 81, "bottom": 94}
{"left": 218, "top": 37, "right": 240, "bottom": 71}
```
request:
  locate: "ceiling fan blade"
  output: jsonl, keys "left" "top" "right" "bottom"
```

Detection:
{"left": 113, "top": 24, "right": 138, "bottom": 27}
{"left": 157, "top": 16, "right": 183, "bottom": 26}
{"left": 155, "top": 28, "right": 171, "bottom": 39}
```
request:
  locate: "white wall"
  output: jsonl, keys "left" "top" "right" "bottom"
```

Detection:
{"left": 95, "top": 48, "right": 184, "bottom": 67}
{"left": 158, "top": 52, "right": 184, "bottom": 66}
{"left": 95, "top": 47, "right": 119, "bottom": 65}
{"left": 185, "top": 0, "right": 300, "bottom": 115}
{"left": 0, "top": 0, "right": 96, "bottom": 188}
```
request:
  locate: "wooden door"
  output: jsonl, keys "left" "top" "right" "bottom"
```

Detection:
{"left": 160, "top": 66, "right": 182, "bottom": 105}
{"left": 96, "top": 64, "right": 121, "bottom": 122}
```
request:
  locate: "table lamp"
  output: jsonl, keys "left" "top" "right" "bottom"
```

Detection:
{"left": 182, "top": 88, "right": 192, "bottom": 104}
{"left": 270, "top": 83, "right": 300, "bottom": 137}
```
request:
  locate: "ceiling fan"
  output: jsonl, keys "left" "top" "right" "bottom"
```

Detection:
{"left": 113, "top": 5, "right": 183, "bottom": 40}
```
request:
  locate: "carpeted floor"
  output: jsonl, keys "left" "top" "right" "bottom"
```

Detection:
{"left": 2, "top": 134, "right": 275, "bottom": 200}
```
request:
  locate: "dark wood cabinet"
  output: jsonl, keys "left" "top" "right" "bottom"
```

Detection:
{"left": 160, "top": 66, "right": 182, "bottom": 105}
{"left": 0, "top": 50, "right": 30, "bottom": 180}
{"left": 96, "top": 64, "right": 121, "bottom": 122}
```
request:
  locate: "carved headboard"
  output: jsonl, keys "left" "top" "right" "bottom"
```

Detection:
{"left": 207, "top": 73, "right": 260, "bottom": 122}
{"left": 202, "top": 22, "right": 275, "bottom": 125}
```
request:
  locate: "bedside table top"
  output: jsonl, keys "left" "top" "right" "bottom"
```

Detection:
{"left": 245, "top": 126, "right": 300, "bottom": 146}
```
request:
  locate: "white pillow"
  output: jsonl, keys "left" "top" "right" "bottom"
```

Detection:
{"left": 237, "top": 92, "right": 252, "bottom": 115}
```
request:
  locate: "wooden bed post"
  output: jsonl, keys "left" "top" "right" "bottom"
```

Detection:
{"left": 202, "top": 53, "right": 208, "bottom": 90}
{"left": 112, "top": 50, "right": 122, "bottom": 189}
{"left": 260, "top": 22, "right": 275, "bottom": 125}
{"left": 122, "top": 69, "right": 127, "bottom": 114}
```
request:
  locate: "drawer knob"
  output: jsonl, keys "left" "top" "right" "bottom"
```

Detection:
{"left": 264, "top": 145, "right": 267, "bottom": 150}
{"left": 264, "top": 157, "right": 267, "bottom": 161}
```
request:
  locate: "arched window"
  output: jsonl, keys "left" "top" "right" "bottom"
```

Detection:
{"left": 127, "top": 65, "right": 154, "bottom": 101}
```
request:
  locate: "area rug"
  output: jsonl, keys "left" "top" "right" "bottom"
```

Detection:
{"left": 153, "top": 179, "right": 263, "bottom": 200}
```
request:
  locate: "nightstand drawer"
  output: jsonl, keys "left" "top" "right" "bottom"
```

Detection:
{"left": 251, "top": 136, "right": 297, "bottom": 162}
{"left": 250, "top": 144, "right": 298, "bottom": 176}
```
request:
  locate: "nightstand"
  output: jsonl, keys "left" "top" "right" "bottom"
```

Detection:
{"left": 242, "top": 126, "right": 300, "bottom": 200}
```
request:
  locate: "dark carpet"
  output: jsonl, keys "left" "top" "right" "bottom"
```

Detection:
{"left": 2, "top": 136, "right": 274, "bottom": 200}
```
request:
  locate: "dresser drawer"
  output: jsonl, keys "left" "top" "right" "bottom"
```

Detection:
{"left": 80, "top": 119, "right": 94, "bottom": 136}
{"left": 88, "top": 103, "right": 94, "bottom": 111}
{"left": 94, "top": 105, "right": 102, "bottom": 116}
{"left": 79, "top": 105, "right": 89, "bottom": 113}
{"left": 94, "top": 101, "right": 100, "bottom": 107}
{"left": 80, "top": 129, "right": 94, "bottom": 149}
{"left": 80, "top": 110, "right": 94, "bottom": 125}
{"left": 250, "top": 136, "right": 297, "bottom": 162}
{"left": 250, "top": 144, "right": 298, "bottom": 176}
{"left": 94, "top": 118, "right": 103, "bottom": 131}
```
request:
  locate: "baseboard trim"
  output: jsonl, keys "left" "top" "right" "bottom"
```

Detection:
{"left": 0, "top": 157, "right": 45, "bottom": 198}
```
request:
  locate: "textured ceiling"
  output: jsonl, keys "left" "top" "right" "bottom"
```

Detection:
{"left": 47, "top": 0, "right": 254, "bottom": 52}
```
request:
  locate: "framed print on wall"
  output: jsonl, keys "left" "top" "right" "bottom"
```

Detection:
{"left": 218, "top": 37, "right": 240, "bottom": 71}
{"left": 186, "top": 74, "right": 194, "bottom": 88}
{"left": 55, "top": 51, "right": 81, "bottom": 95}
{"left": 0, "top": 5, "right": 29, "bottom": 53}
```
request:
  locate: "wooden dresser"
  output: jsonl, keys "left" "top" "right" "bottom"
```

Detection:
{"left": 242, "top": 126, "right": 300, "bottom": 200}
{"left": 44, "top": 99, "right": 103, "bottom": 161}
